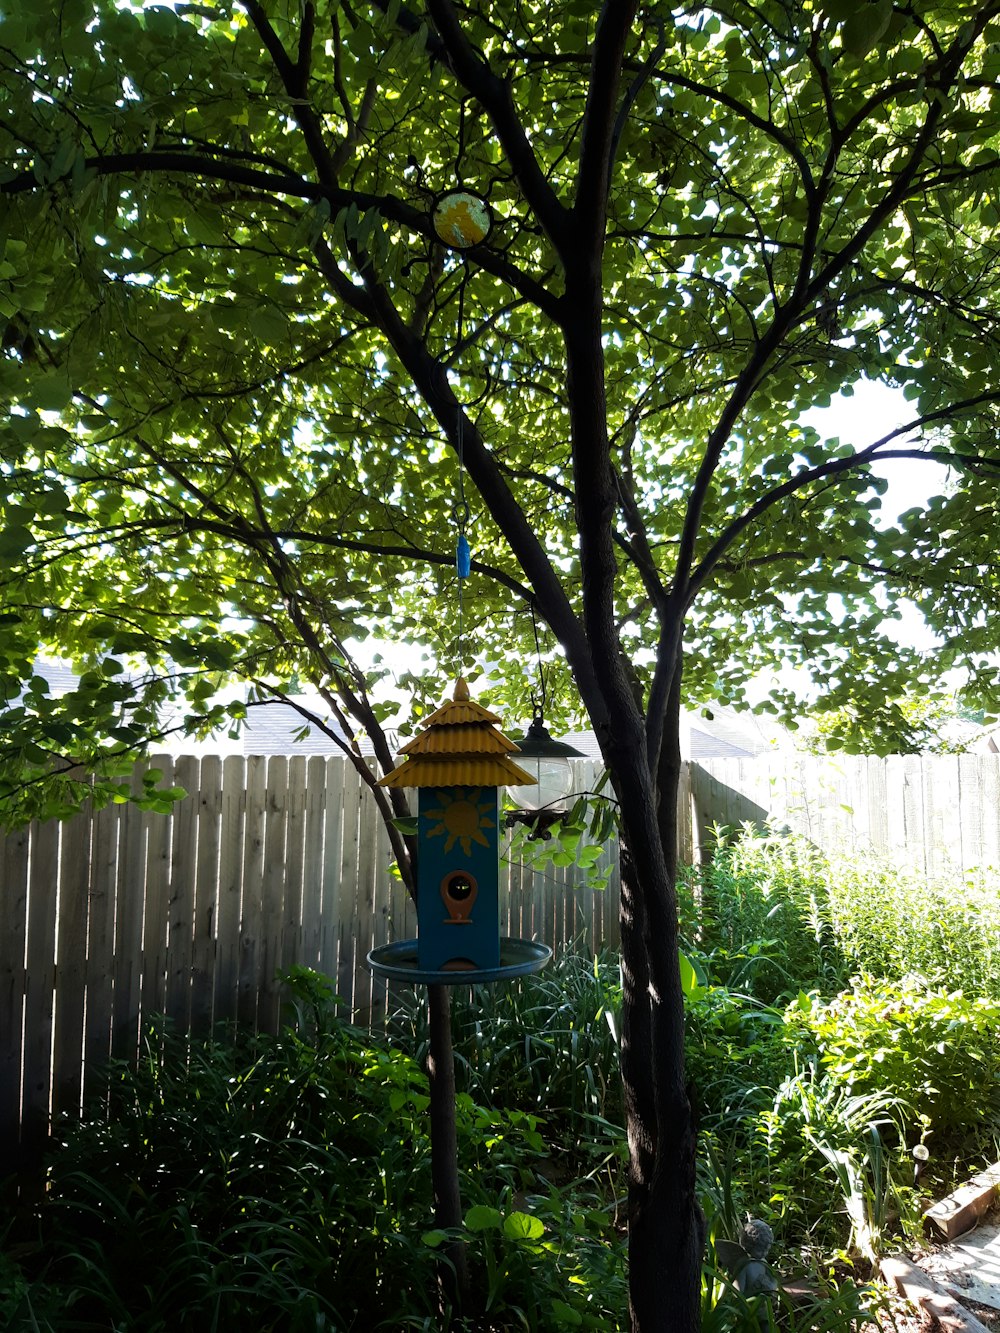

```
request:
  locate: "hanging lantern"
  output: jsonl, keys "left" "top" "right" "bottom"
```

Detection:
{"left": 367, "top": 678, "right": 551, "bottom": 984}
{"left": 508, "top": 714, "right": 584, "bottom": 814}
{"left": 432, "top": 189, "right": 493, "bottom": 249}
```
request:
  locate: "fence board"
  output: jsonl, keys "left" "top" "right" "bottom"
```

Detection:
{"left": 353, "top": 774, "right": 379, "bottom": 1023}
{"left": 257, "top": 757, "right": 288, "bottom": 1034}
{"left": 300, "top": 756, "right": 327, "bottom": 973}
{"left": 336, "top": 764, "right": 362, "bottom": 1017}
{"left": 22, "top": 819, "right": 59, "bottom": 1162}
{"left": 238, "top": 756, "right": 267, "bottom": 1029}
{"left": 0, "top": 825, "right": 29, "bottom": 1175}
{"left": 282, "top": 756, "right": 308, "bottom": 988}
{"left": 214, "top": 756, "right": 245, "bottom": 1026}
{"left": 112, "top": 769, "right": 149, "bottom": 1064}
{"left": 320, "top": 756, "right": 345, "bottom": 988}
{"left": 83, "top": 799, "right": 120, "bottom": 1103}
{"left": 141, "top": 756, "right": 174, "bottom": 1018}
{"left": 51, "top": 808, "right": 91, "bottom": 1119}
{"left": 191, "top": 757, "right": 222, "bottom": 1036}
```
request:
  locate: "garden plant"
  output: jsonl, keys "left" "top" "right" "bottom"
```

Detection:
{"left": 5, "top": 828, "right": 1000, "bottom": 1330}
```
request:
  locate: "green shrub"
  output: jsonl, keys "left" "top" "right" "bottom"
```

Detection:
{"left": 785, "top": 976, "right": 1000, "bottom": 1136}
{"left": 682, "top": 830, "right": 850, "bottom": 1005}
{"left": 389, "top": 948, "right": 625, "bottom": 1156}
{"left": 822, "top": 859, "right": 1000, "bottom": 995}
{"left": 680, "top": 954, "right": 789, "bottom": 1131}
{"left": 4, "top": 967, "right": 629, "bottom": 1332}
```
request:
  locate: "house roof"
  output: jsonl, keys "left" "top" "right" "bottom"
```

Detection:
{"left": 28, "top": 659, "right": 789, "bottom": 761}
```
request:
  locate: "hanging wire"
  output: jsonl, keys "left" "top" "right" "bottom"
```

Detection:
{"left": 453, "top": 256, "right": 472, "bottom": 672}
{"left": 529, "top": 605, "right": 547, "bottom": 721}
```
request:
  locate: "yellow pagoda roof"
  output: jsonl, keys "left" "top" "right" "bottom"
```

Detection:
{"left": 397, "top": 724, "right": 520, "bottom": 757}
{"left": 421, "top": 677, "right": 504, "bottom": 727}
{"left": 378, "top": 677, "right": 536, "bottom": 790}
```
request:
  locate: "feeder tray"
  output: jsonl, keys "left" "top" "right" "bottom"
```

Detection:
{"left": 367, "top": 937, "right": 551, "bottom": 986}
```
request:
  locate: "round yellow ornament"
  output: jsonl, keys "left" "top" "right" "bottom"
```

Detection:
{"left": 432, "top": 190, "right": 493, "bottom": 249}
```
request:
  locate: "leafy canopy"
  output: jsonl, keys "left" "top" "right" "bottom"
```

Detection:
{"left": 2, "top": 0, "right": 1000, "bottom": 819}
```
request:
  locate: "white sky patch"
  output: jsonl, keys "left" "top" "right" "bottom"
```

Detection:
{"left": 803, "top": 379, "right": 954, "bottom": 526}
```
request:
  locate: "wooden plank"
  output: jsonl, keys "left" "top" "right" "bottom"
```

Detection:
{"left": 141, "top": 756, "right": 174, "bottom": 1018}
{"left": 923, "top": 754, "right": 956, "bottom": 879}
{"left": 52, "top": 806, "right": 92, "bottom": 1119}
{"left": 881, "top": 1255, "right": 993, "bottom": 1333}
{"left": 83, "top": 798, "right": 121, "bottom": 1104}
{"left": 865, "top": 755, "right": 889, "bottom": 856}
{"left": 237, "top": 756, "right": 267, "bottom": 1030}
{"left": 0, "top": 824, "right": 30, "bottom": 1175}
{"left": 282, "top": 756, "right": 308, "bottom": 980}
{"left": 958, "top": 754, "right": 984, "bottom": 874}
{"left": 981, "top": 756, "right": 1000, "bottom": 874}
{"left": 901, "top": 754, "right": 927, "bottom": 878}
{"left": 925, "top": 1163, "right": 1000, "bottom": 1241}
{"left": 883, "top": 756, "right": 907, "bottom": 864}
{"left": 214, "top": 756, "right": 245, "bottom": 1027}
{"left": 335, "top": 763, "right": 362, "bottom": 1017}
{"left": 368, "top": 798, "right": 393, "bottom": 1025}
{"left": 21, "top": 819, "right": 60, "bottom": 1164}
{"left": 352, "top": 774, "right": 379, "bottom": 1024}
{"left": 165, "top": 756, "right": 200, "bottom": 1030}
{"left": 319, "top": 756, "right": 345, "bottom": 987}
{"left": 190, "top": 756, "right": 222, "bottom": 1036}
{"left": 257, "top": 757, "right": 289, "bottom": 1035}
{"left": 112, "top": 769, "right": 149, "bottom": 1062}
{"left": 299, "top": 756, "right": 327, "bottom": 972}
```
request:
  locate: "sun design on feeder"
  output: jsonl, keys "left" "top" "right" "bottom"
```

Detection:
{"left": 424, "top": 788, "right": 495, "bottom": 855}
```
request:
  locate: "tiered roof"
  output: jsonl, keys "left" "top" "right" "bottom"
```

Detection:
{"left": 378, "top": 678, "right": 536, "bottom": 790}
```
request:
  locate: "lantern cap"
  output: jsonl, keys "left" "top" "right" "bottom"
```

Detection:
{"left": 514, "top": 715, "right": 585, "bottom": 760}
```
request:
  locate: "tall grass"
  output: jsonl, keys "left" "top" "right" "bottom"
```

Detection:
{"left": 687, "top": 824, "right": 1000, "bottom": 999}
{"left": 388, "top": 947, "right": 625, "bottom": 1158}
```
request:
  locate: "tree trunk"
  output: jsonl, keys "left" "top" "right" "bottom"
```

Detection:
{"left": 618, "top": 690, "right": 704, "bottom": 1333}
{"left": 426, "top": 982, "right": 469, "bottom": 1309}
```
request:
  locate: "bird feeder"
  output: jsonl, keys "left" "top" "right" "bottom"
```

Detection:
{"left": 367, "top": 678, "right": 551, "bottom": 985}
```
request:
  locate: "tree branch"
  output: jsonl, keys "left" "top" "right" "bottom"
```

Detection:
{"left": 424, "top": 0, "right": 570, "bottom": 249}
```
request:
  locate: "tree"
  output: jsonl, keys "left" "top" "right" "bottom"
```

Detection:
{"left": 4, "top": 1, "right": 1000, "bottom": 1326}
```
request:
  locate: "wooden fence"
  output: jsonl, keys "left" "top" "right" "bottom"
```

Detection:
{"left": 0, "top": 755, "right": 620, "bottom": 1172}
{"left": 691, "top": 753, "right": 1000, "bottom": 876}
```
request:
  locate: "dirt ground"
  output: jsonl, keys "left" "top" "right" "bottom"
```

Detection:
{"left": 875, "top": 1288, "right": 1000, "bottom": 1330}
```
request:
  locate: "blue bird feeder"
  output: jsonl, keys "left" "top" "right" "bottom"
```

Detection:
{"left": 367, "top": 678, "right": 552, "bottom": 986}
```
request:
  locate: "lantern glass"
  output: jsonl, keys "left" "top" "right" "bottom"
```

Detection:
{"left": 515, "top": 754, "right": 574, "bottom": 811}
{"left": 508, "top": 716, "right": 583, "bottom": 813}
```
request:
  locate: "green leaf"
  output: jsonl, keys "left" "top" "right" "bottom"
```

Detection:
{"left": 551, "top": 1300, "right": 584, "bottom": 1327}
{"left": 678, "top": 950, "right": 705, "bottom": 997}
{"left": 841, "top": 1, "right": 892, "bottom": 56}
{"left": 390, "top": 816, "right": 419, "bottom": 836}
{"left": 503, "top": 1211, "right": 544, "bottom": 1241}
{"left": 464, "top": 1205, "right": 502, "bottom": 1232}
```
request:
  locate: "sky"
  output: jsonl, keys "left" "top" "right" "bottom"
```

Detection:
{"left": 804, "top": 378, "right": 950, "bottom": 528}
{"left": 805, "top": 378, "right": 949, "bottom": 654}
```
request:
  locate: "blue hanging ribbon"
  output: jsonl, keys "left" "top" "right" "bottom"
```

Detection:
{"left": 456, "top": 533, "right": 471, "bottom": 578}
